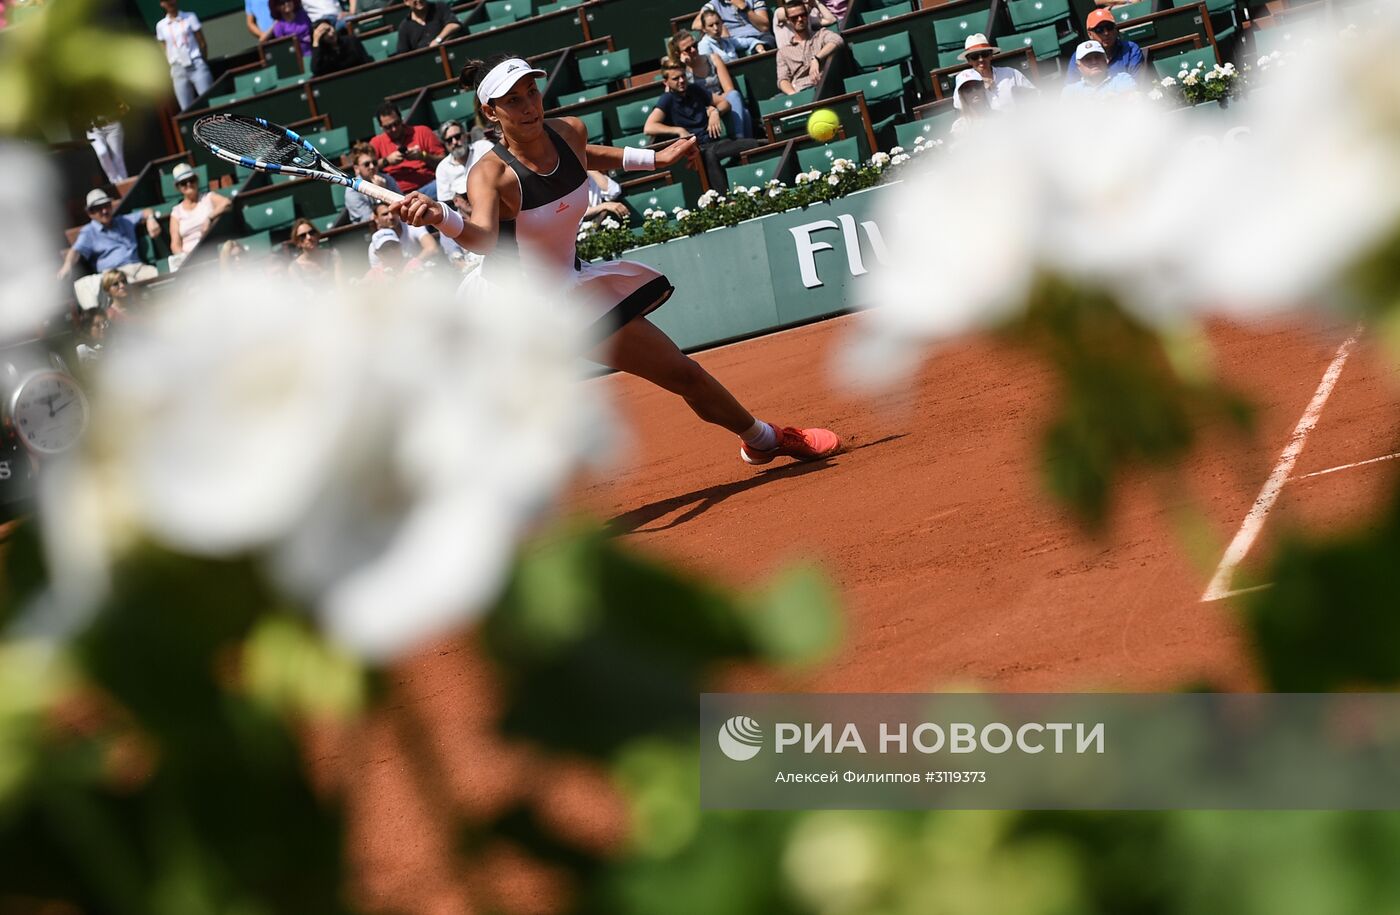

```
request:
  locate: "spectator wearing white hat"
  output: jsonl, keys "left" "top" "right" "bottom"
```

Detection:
{"left": 155, "top": 0, "right": 213, "bottom": 110}
{"left": 59, "top": 188, "right": 160, "bottom": 311}
{"left": 363, "top": 229, "right": 409, "bottom": 281}
{"left": 953, "top": 33, "right": 1035, "bottom": 111}
{"left": 950, "top": 69, "right": 994, "bottom": 138}
{"left": 167, "top": 162, "right": 232, "bottom": 271}
{"left": 1062, "top": 40, "right": 1139, "bottom": 98}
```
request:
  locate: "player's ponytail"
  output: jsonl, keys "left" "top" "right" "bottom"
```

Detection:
{"left": 459, "top": 52, "right": 516, "bottom": 93}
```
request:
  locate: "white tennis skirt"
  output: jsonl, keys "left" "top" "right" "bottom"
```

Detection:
{"left": 460, "top": 257, "right": 674, "bottom": 340}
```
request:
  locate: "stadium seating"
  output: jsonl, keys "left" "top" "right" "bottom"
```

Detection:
{"left": 305, "top": 127, "right": 351, "bottom": 162}
{"left": 431, "top": 92, "right": 477, "bottom": 125}
{"left": 858, "top": 2, "right": 914, "bottom": 25}
{"left": 624, "top": 182, "right": 686, "bottom": 218}
{"left": 1151, "top": 43, "right": 1219, "bottom": 79}
{"left": 578, "top": 49, "right": 633, "bottom": 90}
{"left": 242, "top": 196, "right": 297, "bottom": 232}
{"left": 725, "top": 155, "right": 784, "bottom": 190}
{"left": 797, "top": 136, "right": 859, "bottom": 173}
{"left": 234, "top": 65, "right": 282, "bottom": 96}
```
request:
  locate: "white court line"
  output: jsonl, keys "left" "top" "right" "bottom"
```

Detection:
{"left": 1201, "top": 332, "right": 1361, "bottom": 602}
{"left": 1291, "top": 451, "right": 1400, "bottom": 482}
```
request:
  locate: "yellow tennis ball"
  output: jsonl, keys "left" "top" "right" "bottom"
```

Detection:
{"left": 806, "top": 108, "right": 840, "bottom": 143}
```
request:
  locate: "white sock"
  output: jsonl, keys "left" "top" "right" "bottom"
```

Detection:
{"left": 741, "top": 420, "right": 777, "bottom": 450}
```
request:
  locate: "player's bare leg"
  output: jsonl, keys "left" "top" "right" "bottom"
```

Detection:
{"left": 590, "top": 315, "right": 842, "bottom": 465}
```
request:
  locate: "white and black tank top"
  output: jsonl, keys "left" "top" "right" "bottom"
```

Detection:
{"left": 483, "top": 123, "right": 590, "bottom": 280}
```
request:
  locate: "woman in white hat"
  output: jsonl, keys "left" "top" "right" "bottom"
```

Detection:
{"left": 954, "top": 33, "right": 1036, "bottom": 111}
{"left": 167, "top": 161, "right": 231, "bottom": 269}
{"left": 393, "top": 52, "right": 842, "bottom": 468}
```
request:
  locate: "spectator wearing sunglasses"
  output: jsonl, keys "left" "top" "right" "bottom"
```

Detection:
{"left": 167, "top": 162, "right": 231, "bottom": 271}
{"left": 288, "top": 217, "right": 343, "bottom": 284}
{"left": 952, "top": 34, "right": 1035, "bottom": 110}
{"left": 433, "top": 119, "right": 493, "bottom": 210}
{"left": 1067, "top": 9, "right": 1143, "bottom": 80}
{"left": 1062, "top": 39, "right": 1139, "bottom": 98}
{"left": 59, "top": 188, "right": 160, "bottom": 311}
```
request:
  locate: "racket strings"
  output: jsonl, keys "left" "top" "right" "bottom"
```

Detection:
{"left": 194, "top": 117, "right": 319, "bottom": 169}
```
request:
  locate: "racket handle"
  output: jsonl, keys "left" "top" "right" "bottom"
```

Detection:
{"left": 352, "top": 177, "right": 405, "bottom": 205}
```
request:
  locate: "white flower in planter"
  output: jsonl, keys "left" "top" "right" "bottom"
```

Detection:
{"left": 675, "top": 208, "right": 692, "bottom": 220}
{"left": 890, "top": 152, "right": 911, "bottom": 165}
{"left": 35, "top": 271, "right": 610, "bottom": 661}
{"left": 890, "top": 146, "right": 905, "bottom": 156}
{"left": 768, "top": 187, "right": 782, "bottom": 198}
{"left": 796, "top": 172, "right": 812, "bottom": 184}
{"left": 870, "top": 151, "right": 891, "bottom": 168}
{"left": 1148, "top": 89, "right": 1164, "bottom": 101}
{"left": 600, "top": 216, "right": 621, "bottom": 229}
{"left": 827, "top": 174, "right": 841, "bottom": 186}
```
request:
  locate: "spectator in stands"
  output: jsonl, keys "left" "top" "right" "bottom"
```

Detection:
{"left": 396, "top": 0, "right": 460, "bottom": 53}
{"left": 299, "top": 0, "right": 344, "bottom": 29}
{"left": 822, "top": 0, "right": 847, "bottom": 20}
{"left": 86, "top": 104, "right": 129, "bottom": 184}
{"left": 371, "top": 101, "right": 445, "bottom": 196}
{"left": 262, "top": 0, "right": 314, "bottom": 56}
{"left": 74, "top": 304, "right": 109, "bottom": 365}
{"left": 1068, "top": 8, "right": 1143, "bottom": 80}
{"left": 219, "top": 239, "right": 249, "bottom": 276}
{"left": 167, "top": 162, "right": 231, "bottom": 271}
{"left": 645, "top": 58, "right": 764, "bottom": 192}
{"left": 345, "top": 144, "right": 402, "bottom": 223}
{"left": 773, "top": 0, "right": 835, "bottom": 48}
{"left": 434, "top": 118, "right": 493, "bottom": 211}
{"left": 950, "top": 69, "right": 992, "bottom": 138}
{"left": 775, "top": 0, "right": 843, "bottom": 95}
{"left": 311, "top": 17, "right": 371, "bottom": 74}
{"left": 953, "top": 34, "right": 1035, "bottom": 111}
{"left": 363, "top": 230, "right": 412, "bottom": 280}
{"left": 369, "top": 201, "right": 439, "bottom": 266}
{"left": 155, "top": 0, "right": 213, "bottom": 111}
{"left": 245, "top": 0, "right": 273, "bottom": 39}
{"left": 696, "top": 9, "right": 741, "bottom": 63}
{"left": 348, "top": 0, "right": 390, "bottom": 15}
{"left": 287, "top": 218, "right": 344, "bottom": 283}
{"left": 669, "top": 30, "right": 752, "bottom": 137}
{"left": 690, "top": 0, "right": 775, "bottom": 56}
{"left": 1062, "top": 40, "right": 1138, "bottom": 98}
{"left": 98, "top": 269, "right": 133, "bottom": 318}
{"left": 58, "top": 189, "right": 159, "bottom": 311}
{"left": 582, "top": 169, "right": 628, "bottom": 227}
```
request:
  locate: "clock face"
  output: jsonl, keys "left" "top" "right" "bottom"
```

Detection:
{"left": 10, "top": 372, "right": 89, "bottom": 455}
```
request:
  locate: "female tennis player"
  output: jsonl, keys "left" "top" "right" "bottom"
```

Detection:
{"left": 392, "top": 53, "right": 841, "bottom": 467}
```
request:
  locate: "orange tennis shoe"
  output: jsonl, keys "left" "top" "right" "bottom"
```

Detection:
{"left": 740, "top": 425, "right": 843, "bottom": 466}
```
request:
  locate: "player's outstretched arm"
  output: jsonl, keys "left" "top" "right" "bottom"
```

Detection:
{"left": 394, "top": 162, "right": 501, "bottom": 254}
{"left": 583, "top": 135, "right": 699, "bottom": 172}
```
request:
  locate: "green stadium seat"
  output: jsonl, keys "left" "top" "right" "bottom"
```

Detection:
{"left": 305, "top": 127, "right": 351, "bottom": 161}
{"left": 615, "top": 98, "right": 659, "bottom": 134}
{"left": 612, "top": 130, "right": 654, "bottom": 148}
{"left": 797, "top": 136, "right": 859, "bottom": 172}
{"left": 725, "top": 156, "right": 782, "bottom": 190}
{"left": 236, "top": 230, "right": 273, "bottom": 253}
{"left": 330, "top": 182, "right": 347, "bottom": 211}
{"left": 578, "top": 49, "right": 632, "bottom": 89}
{"left": 242, "top": 196, "right": 297, "bottom": 232}
{"left": 1152, "top": 44, "right": 1219, "bottom": 80}
{"left": 843, "top": 67, "right": 908, "bottom": 107}
{"left": 1172, "top": 0, "right": 1238, "bottom": 42}
{"left": 151, "top": 199, "right": 179, "bottom": 219}
{"left": 933, "top": 9, "right": 987, "bottom": 51}
{"left": 936, "top": 47, "right": 966, "bottom": 68}
{"left": 1251, "top": 25, "right": 1297, "bottom": 60}
{"left": 160, "top": 163, "right": 209, "bottom": 199}
{"left": 999, "top": 25, "right": 1064, "bottom": 63}
{"left": 558, "top": 84, "right": 609, "bottom": 107}
{"left": 1007, "top": 0, "right": 1071, "bottom": 33}
{"left": 485, "top": 0, "right": 532, "bottom": 21}
{"left": 625, "top": 182, "right": 686, "bottom": 218}
{"left": 206, "top": 92, "right": 242, "bottom": 109}
{"left": 234, "top": 65, "right": 280, "bottom": 96}
{"left": 537, "top": 0, "right": 582, "bottom": 11}
{"left": 311, "top": 213, "right": 343, "bottom": 233}
{"left": 432, "top": 92, "right": 476, "bottom": 125}
{"left": 579, "top": 109, "right": 607, "bottom": 143}
{"left": 894, "top": 116, "right": 948, "bottom": 150}
{"left": 757, "top": 88, "right": 816, "bottom": 117}
{"left": 858, "top": 1, "right": 913, "bottom": 25}
{"left": 850, "top": 32, "right": 913, "bottom": 73}
{"left": 365, "top": 32, "right": 398, "bottom": 60}
{"left": 155, "top": 256, "right": 173, "bottom": 275}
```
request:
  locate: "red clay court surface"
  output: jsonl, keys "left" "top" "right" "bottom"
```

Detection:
{"left": 344, "top": 312, "right": 1400, "bottom": 911}
{"left": 569, "top": 312, "right": 1400, "bottom": 692}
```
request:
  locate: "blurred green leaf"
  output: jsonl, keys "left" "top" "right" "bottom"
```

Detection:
{"left": 745, "top": 565, "right": 841, "bottom": 666}
{"left": 243, "top": 614, "right": 367, "bottom": 722}
{"left": 1246, "top": 484, "right": 1400, "bottom": 690}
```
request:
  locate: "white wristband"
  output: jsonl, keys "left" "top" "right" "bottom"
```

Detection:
{"left": 438, "top": 204, "right": 464, "bottom": 239}
{"left": 622, "top": 146, "right": 656, "bottom": 172}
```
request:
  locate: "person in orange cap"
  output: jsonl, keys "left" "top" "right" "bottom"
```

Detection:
{"left": 1068, "top": 7, "right": 1144, "bottom": 80}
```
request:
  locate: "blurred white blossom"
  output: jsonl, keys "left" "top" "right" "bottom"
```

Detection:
{"left": 35, "top": 271, "right": 609, "bottom": 661}
{"left": 0, "top": 144, "right": 60, "bottom": 342}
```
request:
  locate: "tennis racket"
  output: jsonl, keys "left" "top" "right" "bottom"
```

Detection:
{"left": 192, "top": 113, "right": 403, "bottom": 206}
